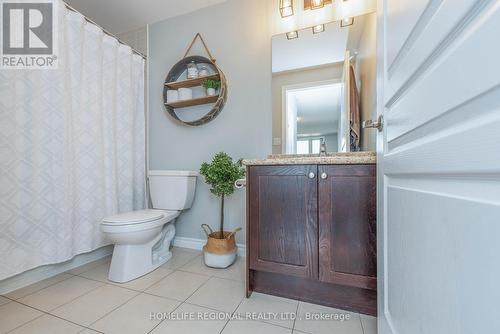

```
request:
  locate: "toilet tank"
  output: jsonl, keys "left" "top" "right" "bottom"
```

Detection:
{"left": 148, "top": 170, "right": 198, "bottom": 210}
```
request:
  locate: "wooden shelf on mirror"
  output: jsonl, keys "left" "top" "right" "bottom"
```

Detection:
{"left": 165, "top": 74, "right": 220, "bottom": 89}
{"left": 164, "top": 95, "right": 219, "bottom": 109}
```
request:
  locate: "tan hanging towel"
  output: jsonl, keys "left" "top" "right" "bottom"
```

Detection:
{"left": 349, "top": 65, "right": 361, "bottom": 151}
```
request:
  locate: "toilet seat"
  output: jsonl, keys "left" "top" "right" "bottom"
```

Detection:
{"left": 101, "top": 209, "right": 180, "bottom": 234}
{"left": 102, "top": 209, "right": 165, "bottom": 226}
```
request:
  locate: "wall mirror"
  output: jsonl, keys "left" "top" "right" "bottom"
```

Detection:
{"left": 271, "top": 12, "right": 377, "bottom": 155}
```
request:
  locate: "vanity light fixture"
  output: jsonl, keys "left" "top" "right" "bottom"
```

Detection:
{"left": 280, "top": 0, "right": 294, "bottom": 18}
{"left": 340, "top": 17, "right": 354, "bottom": 27}
{"left": 310, "top": 0, "right": 325, "bottom": 9}
{"left": 304, "top": 0, "right": 331, "bottom": 10}
{"left": 286, "top": 30, "right": 299, "bottom": 40}
{"left": 312, "top": 24, "right": 325, "bottom": 34}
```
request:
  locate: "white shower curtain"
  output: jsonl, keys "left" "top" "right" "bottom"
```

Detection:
{"left": 0, "top": 3, "right": 146, "bottom": 280}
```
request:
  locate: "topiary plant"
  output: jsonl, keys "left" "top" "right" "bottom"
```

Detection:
{"left": 200, "top": 152, "right": 245, "bottom": 239}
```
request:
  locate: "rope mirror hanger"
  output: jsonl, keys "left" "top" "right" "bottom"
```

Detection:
{"left": 163, "top": 33, "right": 228, "bottom": 126}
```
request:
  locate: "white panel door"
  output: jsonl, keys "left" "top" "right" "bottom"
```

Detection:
{"left": 377, "top": 0, "right": 500, "bottom": 333}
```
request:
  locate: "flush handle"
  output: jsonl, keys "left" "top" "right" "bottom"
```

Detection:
{"left": 235, "top": 178, "right": 246, "bottom": 189}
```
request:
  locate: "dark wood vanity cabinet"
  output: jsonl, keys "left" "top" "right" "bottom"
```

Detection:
{"left": 247, "top": 165, "right": 318, "bottom": 279}
{"left": 318, "top": 165, "right": 377, "bottom": 290}
{"left": 247, "top": 164, "right": 377, "bottom": 316}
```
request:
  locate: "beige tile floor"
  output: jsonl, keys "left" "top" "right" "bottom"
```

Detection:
{"left": 0, "top": 247, "right": 377, "bottom": 334}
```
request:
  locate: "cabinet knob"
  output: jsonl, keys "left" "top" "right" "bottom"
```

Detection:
{"left": 308, "top": 172, "right": 315, "bottom": 179}
{"left": 321, "top": 172, "right": 328, "bottom": 180}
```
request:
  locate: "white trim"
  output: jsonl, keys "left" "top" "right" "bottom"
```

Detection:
{"left": 173, "top": 236, "right": 246, "bottom": 257}
{"left": 0, "top": 246, "right": 113, "bottom": 295}
{"left": 148, "top": 170, "right": 199, "bottom": 176}
{"left": 145, "top": 23, "right": 151, "bottom": 208}
{"left": 281, "top": 79, "right": 342, "bottom": 153}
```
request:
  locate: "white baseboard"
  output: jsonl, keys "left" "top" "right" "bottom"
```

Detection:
{"left": 173, "top": 236, "right": 246, "bottom": 257}
{"left": 0, "top": 246, "right": 113, "bottom": 295}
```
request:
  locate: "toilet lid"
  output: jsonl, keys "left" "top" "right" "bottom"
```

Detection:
{"left": 102, "top": 209, "right": 164, "bottom": 225}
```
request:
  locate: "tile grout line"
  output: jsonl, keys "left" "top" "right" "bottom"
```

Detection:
{"left": 142, "top": 262, "right": 215, "bottom": 303}
{"left": 292, "top": 300, "right": 300, "bottom": 332}
{"left": 70, "top": 264, "right": 206, "bottom": 331}
{"left": 250, "top": 311, "right": 299, "bottom": 331}
{"left": 43, "top": 277, "right": 107, "bottom": 312}
{"left": 2, "top": 261, "right": 114, "bottom": 334}
{"left": 87, "top": 266, "right": 206, "bottom": 333}
{"left": 75, "top": 252, "right": 205, "bottom": 291}
{"left": 218, "top": 293, "right": 245, "bottom": 334}
{"left": 4, "top": 298, "right": 103, "bottom": 334}
{"left": 5, "top": 251, "right": 251, "bottom": 334}
{"left": 8, "top": 280, "right": 108, "bottom": 332}
{"left": 13, "top": 277, "right": 105, "bottom": 313}
{"left": 180, "top": 272, "right": 216, "bottom": 303}
{"left": 4, "top": 309, "right": 46, "bottom": 334}
{"left": 85, "top": 289, "right": 152, "bottom": 331}
{"left": 356, "top": 312, "right": 364, "bottom": 334}
{"left": 360, "top": 314, "right": 367, "bottom": 334}
{"left": 3, "top": 250, "right": 194, "bottom": 301}
{"left": 82, "top": 251, "right": 200, "bottom": 332}
{"left": 175, "top": 254, "right": 245, "bottom": 283}
{"left": 147, "top": 272, "right": 245, "bottom": 334}
{"left": 2, "top": 272, "right": 77, "bottom": 302}
{"left": 2, "top": 251, "right": 187, "bottom": 333}
{"left": 144, "top": 262, "right": 214, "bottom": 334}
{"left": 73, "top": 287, "right": 142, "bottom": 331}
{"left": 217, "top": 294, "right": 298, "bottom": 333}
{"left": 145, "top": 296, "right": 185, "bottom": 334}
{"left": 75, "top": 265, "right": 175, "bottom": 295}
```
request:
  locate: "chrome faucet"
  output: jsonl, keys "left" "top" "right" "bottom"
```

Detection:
{"left": 319, "top": 139, "right": 327, "bottom": 156}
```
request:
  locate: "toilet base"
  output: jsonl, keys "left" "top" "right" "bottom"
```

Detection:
{"left": 108, "top": 223, "right": 176, "bottom": 283}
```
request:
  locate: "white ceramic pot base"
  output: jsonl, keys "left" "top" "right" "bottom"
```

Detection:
{"left": 203, "top": 249, "right": 237, "bottom": 268}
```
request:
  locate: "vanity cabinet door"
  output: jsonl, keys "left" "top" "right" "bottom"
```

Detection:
{"left": 248, "top": 165, "right": 318, "bottom": 279}
{"left": 318, "top": 165, "right": 377, "bottom": 290}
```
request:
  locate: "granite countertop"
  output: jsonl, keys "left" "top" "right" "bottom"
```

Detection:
{"left": 242, "top": 152, "right": 376, "bottom": 166}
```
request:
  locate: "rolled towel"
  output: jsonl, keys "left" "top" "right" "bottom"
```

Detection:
{"left": 178, "top": 88, "right": 193, "bottom": 101}
{"left": 166, "top": 90, "right": 178, "bottom": 102}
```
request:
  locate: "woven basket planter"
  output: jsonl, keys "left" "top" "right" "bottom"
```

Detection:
{"left": 202, "top": 225, "right": 241, "bottom": 268}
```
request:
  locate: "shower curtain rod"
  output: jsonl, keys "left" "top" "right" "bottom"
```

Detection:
{"left": 63, "top": 1, "right": 147, "bottom": 59}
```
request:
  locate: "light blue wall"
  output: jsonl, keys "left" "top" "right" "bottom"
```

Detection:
{"left": 148, "top": 0, "right": 272, "bottom": 244}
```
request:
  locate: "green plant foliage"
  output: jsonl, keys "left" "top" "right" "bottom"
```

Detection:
{"left": 200, "top": 152, "right": 245, "bottom": 198}
{"left": 200, "top": 152, "right": 245, "bottom": 237}
{"left": 201, "top": 79, "right": 221, "bottom": 90}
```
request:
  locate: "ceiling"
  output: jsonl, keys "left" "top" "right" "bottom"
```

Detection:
{"left": 293, "top": 83, "right": 342, "bottom": 135}
{"left": 65, "top": 0, "right": 228, "bottom": 34}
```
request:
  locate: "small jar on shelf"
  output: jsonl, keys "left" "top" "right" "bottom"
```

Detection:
{"left": 187, "top": 61, "right": 199, "bottom": 79}
{"left": 198, "top": 65, "right": 210, "bottom": 77}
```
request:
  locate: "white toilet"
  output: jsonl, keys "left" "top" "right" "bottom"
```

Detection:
{"left": 101, "top": 170, "right": 197, "bottom": 283}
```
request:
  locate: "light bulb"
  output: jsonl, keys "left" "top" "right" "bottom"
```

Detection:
{"left": 312, "top": 24, "right": 325, "bottom": 34}
{"left": 286, "top": 31, "right": 299, "bottom": 40}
